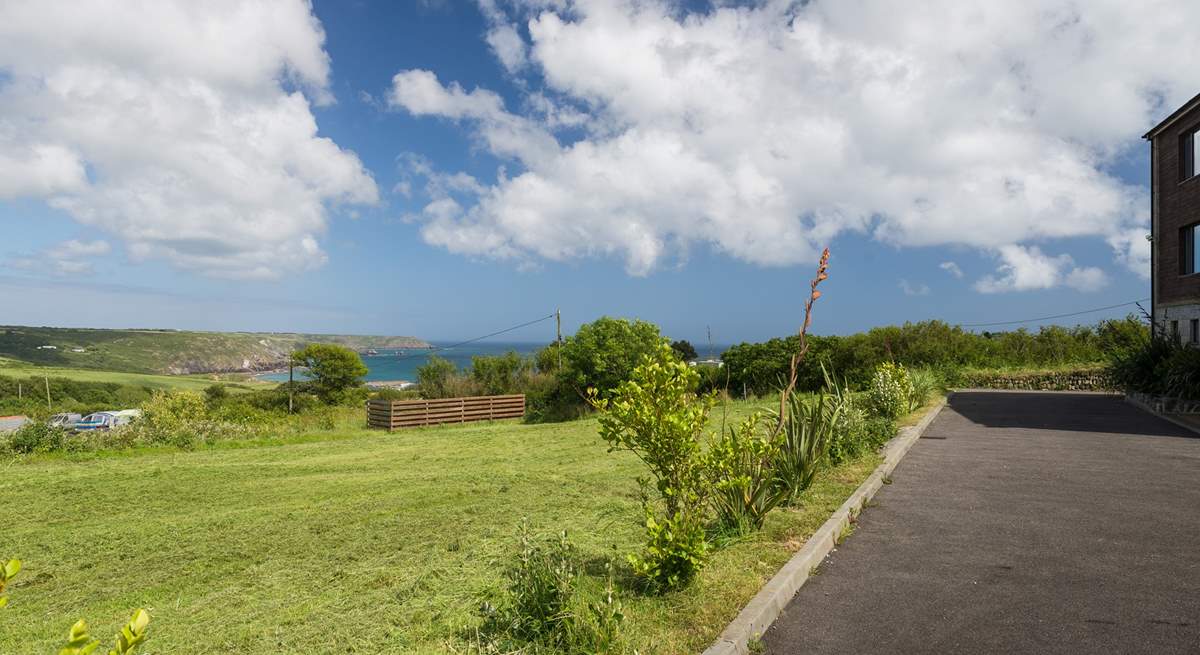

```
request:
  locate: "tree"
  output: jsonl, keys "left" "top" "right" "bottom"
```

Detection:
{"left": 670, "top": 339, "right": 698, "bottom": 361}
{"left": 560, "top": 317, "right": 663, "bottom": 397}
{"left": 471, "top": 351, "right": 530, "bottom": 395}
{"left": 415, "top": 355, "right": 457, "bottom": 399}
{"left": 290, "top": 344, "right": 368, "bottom": 404}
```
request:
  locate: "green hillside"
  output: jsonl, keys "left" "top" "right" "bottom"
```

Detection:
{"left": 0, "top": 326, "right": 430, "bottom": 375}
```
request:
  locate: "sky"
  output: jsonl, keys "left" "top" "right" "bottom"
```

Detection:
{"left": 0, "top": 0, "right": 1193, "bottom": 344}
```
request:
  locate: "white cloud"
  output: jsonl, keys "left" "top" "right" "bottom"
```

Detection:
{"left": 7, "top": 238, "right": 111, "bottom": 276}
{"left": 899, "top": 279, "right": 931, "bottom": 296}
{"left": 387, "top": 0, "right": 1192, "bottom": 279}
{"left": 974, "top": 245, "right": 1108, "bottom": 293}
{"left": 939, "top": 261, "right": 964, "bottom": 279}
{"left": 0, "top": 0, "right": 377, "bottom": 279}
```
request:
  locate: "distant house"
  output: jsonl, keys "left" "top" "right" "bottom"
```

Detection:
{"left": 1145, "top": 93, "right": 1200, "bottom": 344}
{"left": 37, "top": 345, "right": 57, "bottom": 350}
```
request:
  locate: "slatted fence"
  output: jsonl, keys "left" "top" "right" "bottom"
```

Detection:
{"left": 367, "top": 395, "right": 526, "bottom": 431}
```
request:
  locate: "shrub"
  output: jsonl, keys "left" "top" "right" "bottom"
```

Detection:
{"left": 823, "top": 370, "right": 865, "bottom": 465}
{"left": 868, "top": 362, "right": 914, "bottom": 419}
{"left": 204, "top": 383, "right": 229, "bottom": 403}
{"left": 861, "top": 415, "right": 898, "bottom": 449}
{"left": 0, "top": 558, "right": 18, "bottom": 608}
{"left": 134, "top": 390, "right": 209, "bottom": 448}
{"left": 1161, "top": 346, "right": 1200, "bottom": 400}
{"left": 592, "top": 343, "right": 712, "bottom": 520}
{"left": 774, "top": 392, "right": 840, "bottom": 504}
{"left": 704, "top": 414, "right": 786, "bottom": 535}
{"left": 562, "top": 317, "right": 663, "bottom": 399}
{"left": 476, "top": 524, "right": 625, "bottom": 654}
{"left": 1109, "top": 334, "right": 1175, "bottom": 396}
{"left": 471, "top": 351, "right": 532, "bottom": 395}
{"left": 828, "top": 402, "right": 867, "bottom": 465}
{"left": 670, "top": 339, "right": 698, "bottom": 361}
{"left": 416, "top": 355, "right": 459, "bottom": 399}
{"left": 628, "top": 501, "right": 708, "bottom": 592}
{"left": 8, "top": 421, "right": 65, "bottom": 454}
{"left": 592, "top": 343, "right": 713, "bottom": 590}
{"left": 371, "top": 387, "right": 420, "bottom": 401}
{"left": 290, "top": 343, "right": 368, "bottom": 404}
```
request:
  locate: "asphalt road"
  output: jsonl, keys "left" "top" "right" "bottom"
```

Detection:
{"left": 763, "top": 391, "right": 1200, "bottom": 654}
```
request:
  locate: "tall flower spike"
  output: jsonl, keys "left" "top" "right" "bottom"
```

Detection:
{"left": 776, "top": 248, "right": 831, "bottom": 430}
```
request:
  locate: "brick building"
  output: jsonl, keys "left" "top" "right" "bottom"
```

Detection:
{"left": 1145, "top": 93, "right": 1200, "bottom": 344}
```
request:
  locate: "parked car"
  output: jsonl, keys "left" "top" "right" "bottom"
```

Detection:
{"left": 48, "top": 413, "right": 83, "bottom": 429}
{"left": 74, "top": 409, "right": 141, "bottom": 432}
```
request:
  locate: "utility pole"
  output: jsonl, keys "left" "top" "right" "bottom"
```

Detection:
{"left": 17, "top": 382, "right": 22, "bottom": 400}
{"left": 44, "top": 376, "right": 51, "bottom": 410}
{"left": 288, "top": 355, "right": 294, "bottom": 414}
{"left": 556, "top": 308, "right": 562, "bottom": 371}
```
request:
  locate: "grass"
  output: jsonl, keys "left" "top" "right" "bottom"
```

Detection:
{"left": 0, "top": 356, "right": 270, "bottom": 394}
{"left": 0, "top": 326, "right": 428, "bottom": 375}
{"left": 0, "top": 399, "right": 939, "bottom": 654}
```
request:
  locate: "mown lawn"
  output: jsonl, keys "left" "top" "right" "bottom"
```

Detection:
{"left": 1, "top": 400, "right": 900, "bottom": 654}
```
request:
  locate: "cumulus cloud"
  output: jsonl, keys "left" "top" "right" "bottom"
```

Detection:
{"left": 8, "top": 238, "right": 111, "bottom": 276}
{"left": 0, "top": 0, "right": 377, "bottom": 279}
{"left": 939, "top": 261, "right": 964, "bottom": 279}
{"left": 974, "top": 245, "right": 1108, "bottom": 293}
{"left": 388, "top": 0, "right": 1192, "bottom": 280}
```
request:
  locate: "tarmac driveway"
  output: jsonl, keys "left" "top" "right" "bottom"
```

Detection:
{"left": 763, "top": 391, "right": 1200, "bottom": 654}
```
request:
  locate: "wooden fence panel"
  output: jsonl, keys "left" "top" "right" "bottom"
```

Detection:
{"left": 367, "top": 394, "right": 526, "bottom": 431}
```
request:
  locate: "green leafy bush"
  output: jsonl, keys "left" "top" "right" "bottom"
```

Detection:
{"left": 8, "top": 422, "right": 65, "bottom": 454}
{"left": 0, "top": 558, "right": 18, "bottom": 608}
{"left": 592, "top": 343, "right": 712, "bottom": 590}
{"left": 562, "top": 317, "right": 663, "bottom": 399}
{"left": 123, "top": 390, "right": 216, "bottom": 449}
{"left": 868, "top": 362, "right": 914, "bottom": 419}
{"left": 1161, "top": 346, "right": 1200, "bottom": 400}
{"left": 670, "top": 340, "right": 698, "bottom": 361}
{"left": 628, "top": 501, "right": 709, "bottom": 592}
{"left": 1109, "top": 334, "right": 1175, "bottom": 396}
{"left": 722, "top": 316, "right": 1147, "bottom": 396}
{"left": 471, "top": 351, "right": 532, "bottom": 395}
{"left": 704, "top": 414, "right": 786, "bottom": 535}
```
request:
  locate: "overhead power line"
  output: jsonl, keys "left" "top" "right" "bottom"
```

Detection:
{"left": 958, "top": 298, "right": 1150, "bottom": 328}
{"left": 396, "top": 313, "right": 556, "bottom": 359}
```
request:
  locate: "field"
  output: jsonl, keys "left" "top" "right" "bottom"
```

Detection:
{"left": 0, "top": 357, "right": 269, "bottom": 394}
{"left": 0, "top": 326, "right": 430, "bottom": 375}
{"left": 0, "top": 399, "right": 916, "bottom": 654}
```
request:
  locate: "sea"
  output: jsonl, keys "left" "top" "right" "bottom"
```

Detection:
{"left": 258, "top": 341, "right": 546, "bottom": 384}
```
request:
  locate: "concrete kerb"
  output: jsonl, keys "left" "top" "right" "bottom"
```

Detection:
{"left": 700, "top": 396, "right": 949, "bottom": 655}
{"left": 1123, "top": 393, "right": 1200, "bottom": 437}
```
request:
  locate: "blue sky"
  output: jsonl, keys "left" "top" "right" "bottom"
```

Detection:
{"left": 0, "top": 0, "right": 1180, "bottom": 344}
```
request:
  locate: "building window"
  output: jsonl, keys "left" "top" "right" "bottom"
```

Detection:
{"left": 1192, "top": 319, "right": 1199, "bottom": 345}
{"left": 1183, "top": 223, "right": 1200, "bottom": 275}
{"left": 1184, "top": 127, "right": 1200, "bottom": 180}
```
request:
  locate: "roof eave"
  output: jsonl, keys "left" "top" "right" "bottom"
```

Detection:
{"left": 1143, "top": 91, "right": 1200, "bottom": 140}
